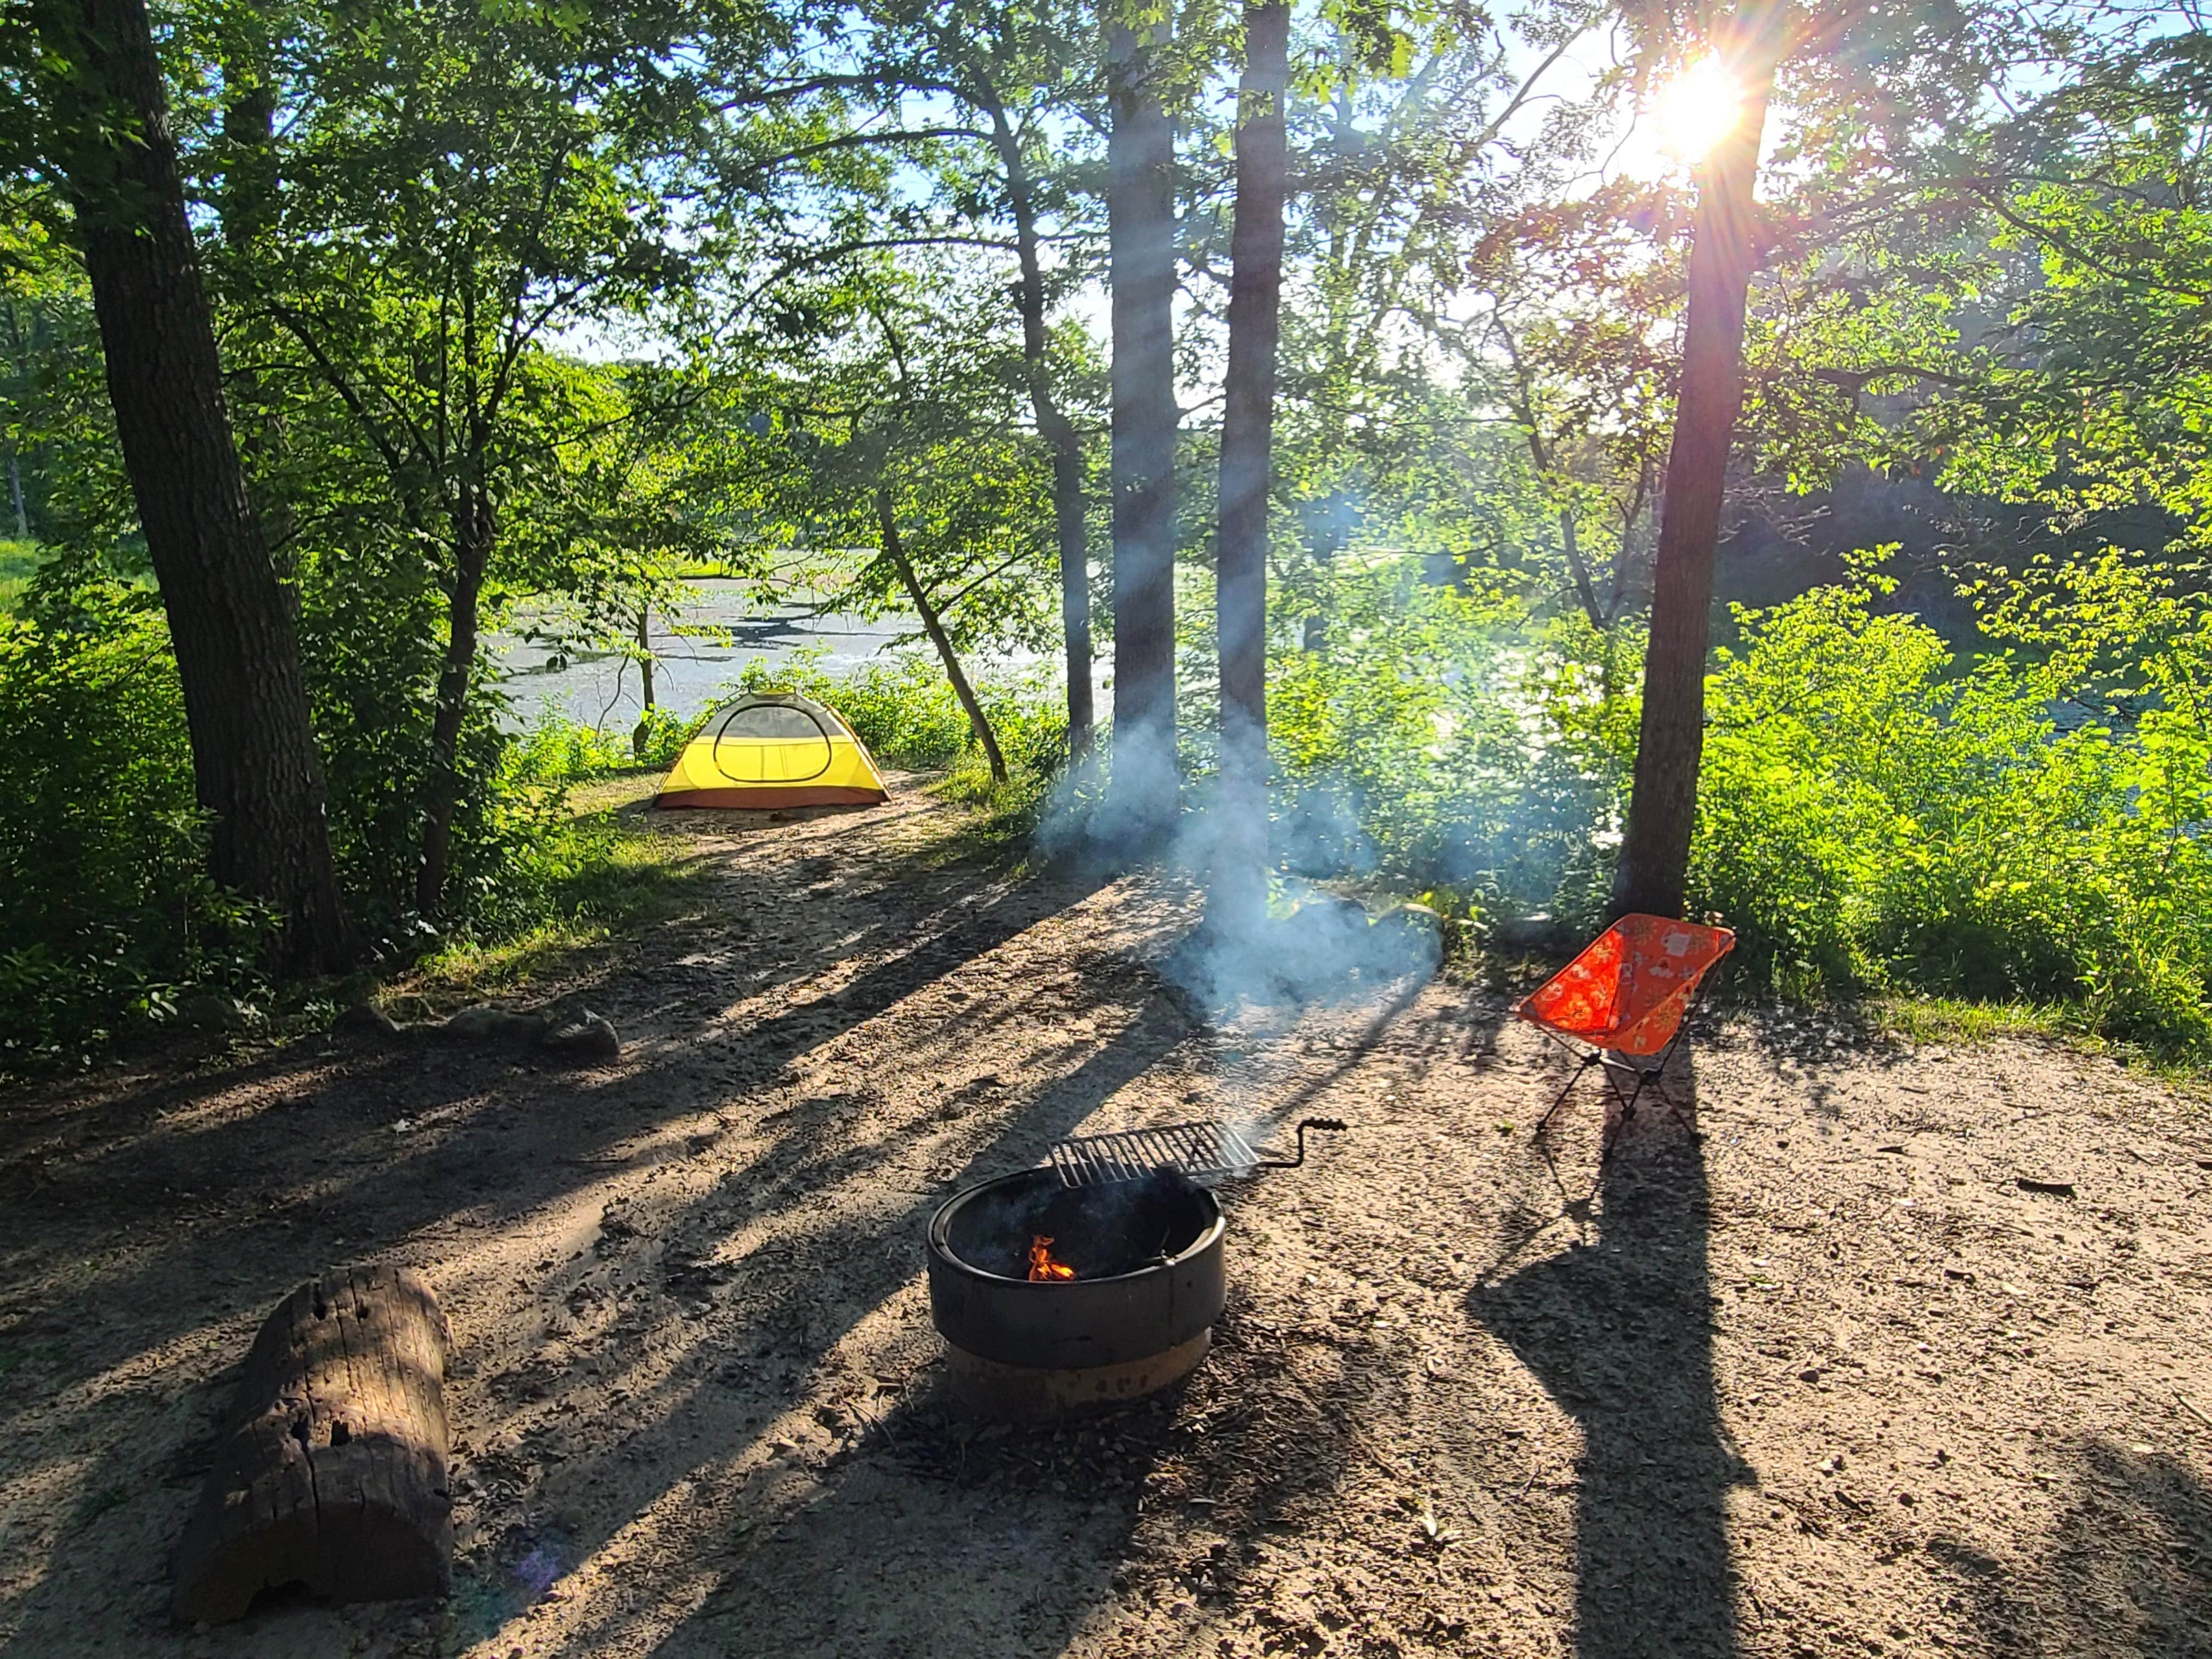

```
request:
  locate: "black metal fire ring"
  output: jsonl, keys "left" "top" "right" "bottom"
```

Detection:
{"left": 926, "top": 1167, "right": 1227, "bottom": 1371}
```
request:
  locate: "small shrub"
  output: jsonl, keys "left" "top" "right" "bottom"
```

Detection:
{"left": 1692, "top": 567, "right": 2211, "bottom": 1053}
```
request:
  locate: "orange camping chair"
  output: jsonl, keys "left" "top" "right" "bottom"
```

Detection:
{"left": 1513, "top": 915, "right": 1734, "bottom": 1158}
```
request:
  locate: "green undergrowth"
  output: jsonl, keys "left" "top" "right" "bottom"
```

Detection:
{"left": 1254, "top": 555, "right": 2212, "bottom": 1070}
{"left": 392, "top": 782, "right": 713, "bottom": 1009}
{"left": 0, "top": 540, "right": 39, "bottom": 613}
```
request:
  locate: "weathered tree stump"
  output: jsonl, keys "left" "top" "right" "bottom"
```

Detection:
{"left": 173, "top": 1265, "right": 453, "bottom": 1623}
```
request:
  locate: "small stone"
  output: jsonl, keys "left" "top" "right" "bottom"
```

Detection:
{"left": 539, "top": 1011, "right": 620, "bottom": 1063}
{"left": 178, "top": 992, "right": 250, "bottom": 1032}
{"left": 441, "top": 1005, "right": 550, "bottom": 1044}
{"left": 333, "top": 1001, "right": 402, "bottom": 1040}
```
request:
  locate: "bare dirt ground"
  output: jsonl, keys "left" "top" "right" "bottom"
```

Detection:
{"left": 2, "top": 781, "right": 2209, "bottom": 1659}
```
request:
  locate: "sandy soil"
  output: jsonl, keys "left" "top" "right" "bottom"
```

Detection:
{"left": 2, "top": 782, "right": 2208, "bottom": 1659}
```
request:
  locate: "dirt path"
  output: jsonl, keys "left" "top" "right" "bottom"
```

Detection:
{"left": 2, "top": 786, "right": 2208, "bottom": 1659}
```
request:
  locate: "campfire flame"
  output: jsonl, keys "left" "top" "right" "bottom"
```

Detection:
{"left": 1027, "top": 1234, "right": 1077, "bottom": 1282}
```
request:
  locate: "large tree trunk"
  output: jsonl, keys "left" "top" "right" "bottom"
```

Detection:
{"left": 978, "top": 87, "right": 1095, "bottom": 763}
{"left": 1105, "top": 14, "right": 1180, "bottom": 839}
{"left": 1211, "top": 0, "right": 1290, "bottom": 933}
{"left": 876, "top": 485, "right": 1008, "bottom": 784}
{"left": 1609, "top": 37, "right": 1779, "bottom": 921}
{"left": 416, "top": 482, "right": 493, "bottom": 914}
{"left": 32, "top": 0, "right": 350, "bottom": 972}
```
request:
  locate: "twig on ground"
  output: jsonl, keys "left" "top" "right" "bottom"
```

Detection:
{"left": 2176, "top": 1391, "right": 2212, "bottom": 1430}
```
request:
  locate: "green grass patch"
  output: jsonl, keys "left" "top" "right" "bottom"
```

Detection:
{"left": 0, "top": 539, "right": 42, "bottom": 614}
{"left": 1871, "top": 993, "right": 2089, "bottom": 1051}
{"left": 1864, "top": 991, "right": 2212, "bottom": 1094}
{"left": 398, "top": 801, "right": 714, "bottom": 1006}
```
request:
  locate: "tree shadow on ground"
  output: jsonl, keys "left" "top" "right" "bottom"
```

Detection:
{"left": 442, "top": 962, "right": 1441, "bottom": 1658}
{"left": 420, "top": 970, "right": 1213, "bottom": 1658}
{"left": 0, "top": 825, "right": 1139, "bottom": 1651}
{"left": 1469, "top": 1059, "right": 1750, "bottom": 1658}
{"left": 0, "top": 847, "right": 1085, "bottom": 1407}
{"left": 1934, "top": 1437, "right": 2211, "bottom": 1656}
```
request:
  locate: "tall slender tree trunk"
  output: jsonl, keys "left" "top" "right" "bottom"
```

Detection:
{"left": 2, "top": 296, "right": 29, "bottom": 535}
{"left": 1106, "top": 13, "right": 1179, "bottom": 838}
{"left": 31, "top": 0, "right": 350, "bottom": 972}
{"left": 977, "top": 86, "right": 1095, "bottom": 763}
{"left": 631, "top": 603, "right": 657, "bottom": 760}
{"left": 1212, "top": 0, "right": 1290, "bottom": 933}
{"left": 1610, "top": 30, "right": 1780, "bottom": 921}
{"left": 875, "top": 485, "right": 1008, "bottom": 783}
{"left": 417, "top": 480, "right": 492, "bottom": 914}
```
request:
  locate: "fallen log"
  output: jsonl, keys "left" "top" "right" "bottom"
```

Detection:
{"left": 173, "top": 1265, "right": 453, "bottom": 1623}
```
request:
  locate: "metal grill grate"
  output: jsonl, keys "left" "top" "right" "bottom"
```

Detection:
{"left": 1047, "top": 1121, "right": 1261, "bottom": 1189}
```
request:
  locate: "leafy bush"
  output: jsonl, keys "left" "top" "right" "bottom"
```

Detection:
{"left": 0, "top": 539, "right": 40, "bottom": 613}
{"left": 1691, "top": 561, "right": 2212, "bottom": 1053}
{"left": 306, "top": 578, "right": 630, "bottom": 944}
{"left": 1256, "top": 552, "right": 2212, "bottom": 1058}
{"left": 630, "top": 706, "right": 697, "bottom": 768}
{"left": 0, "top": 594, "right": 273, "bottom": 1060}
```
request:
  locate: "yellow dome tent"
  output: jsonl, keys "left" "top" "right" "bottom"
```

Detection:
{"left": 654, "top": 691, "right": 889, "bottom": 809}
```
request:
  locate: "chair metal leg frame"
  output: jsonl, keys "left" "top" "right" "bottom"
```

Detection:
{"left": 1533, "top": 1046, "right": 1607, "bottom": 1133}
{"left": 1528, "top": 985, "right": 1714, "bottom": 1156}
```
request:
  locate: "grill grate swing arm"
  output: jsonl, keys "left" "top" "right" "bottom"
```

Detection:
{"left": 1047, "top": 1117, "right": 1345, "bottom": 1188}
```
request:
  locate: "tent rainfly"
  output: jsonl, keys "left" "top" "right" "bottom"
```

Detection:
{"left": 654, "top": 691, "right": 889, "bottom": 809}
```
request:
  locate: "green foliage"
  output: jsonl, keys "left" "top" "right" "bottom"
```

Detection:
{"left": 0, "top": 539, "right": 37, "bottom": 612}
{"left": 1261, "top": 555, "right": 2212, "bottom": 1059}
{"left": 0, "top": 596, "right": 273, "bottom": 1061}
{"left": 1694, "top": 567, "right": 2211, "bottom": 1054}
{"left": 505, "top": 707, "right": 663, "bottom": 782}
{"left": 1262, "top": 556, "right": 1635, "bottom": 932}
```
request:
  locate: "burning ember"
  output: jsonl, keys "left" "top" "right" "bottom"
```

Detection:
{"left": 1026, "top": 1234, "right": 1077, "bottom": 1282}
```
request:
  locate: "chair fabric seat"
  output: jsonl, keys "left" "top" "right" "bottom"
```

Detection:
{"left": 1514, "top": 915, "right": 1735, "bottom": 1057}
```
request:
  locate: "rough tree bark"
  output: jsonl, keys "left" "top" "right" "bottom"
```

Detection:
{"left": 875, "top": 484, "right": 1008, "bottom": 783}
{"left": 1211, "top": 0, "right": 1290, "bottom": 933}
{"left": 975, "top": 79, "right": 1095, "bottom": 763}
{"left": 1610, "top": 25, "right": 1782, "bottom": 921}
{"left": 1106, "top": 12, "right": 1180, "bottom": 838}
{"left": 31, "top": 0, "right": 351, "bottom": 971}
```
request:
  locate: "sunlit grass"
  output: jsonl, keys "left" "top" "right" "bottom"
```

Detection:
{"left": 1867, "top": 992, "right": 2212, "bottom": 1094}
{"left": 399, "top": 800, "right": 713, "bottom": 1007}
{"left": 917, "top": 757, "right": 1058, "bottom": 864}
{"left": 0, "top": 539, "right": 41, "bottom": 613}
{"left": 1872, "top": 993, "right": 2088, "bottom": 1049}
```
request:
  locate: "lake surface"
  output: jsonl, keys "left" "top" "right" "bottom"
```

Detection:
{"left": 490, "top": 580, "right": 909, "bottom": 730}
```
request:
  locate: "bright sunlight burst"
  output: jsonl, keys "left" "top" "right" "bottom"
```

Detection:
{"left": 1645, "top": 55, "right": 1743, "bottom": 163}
